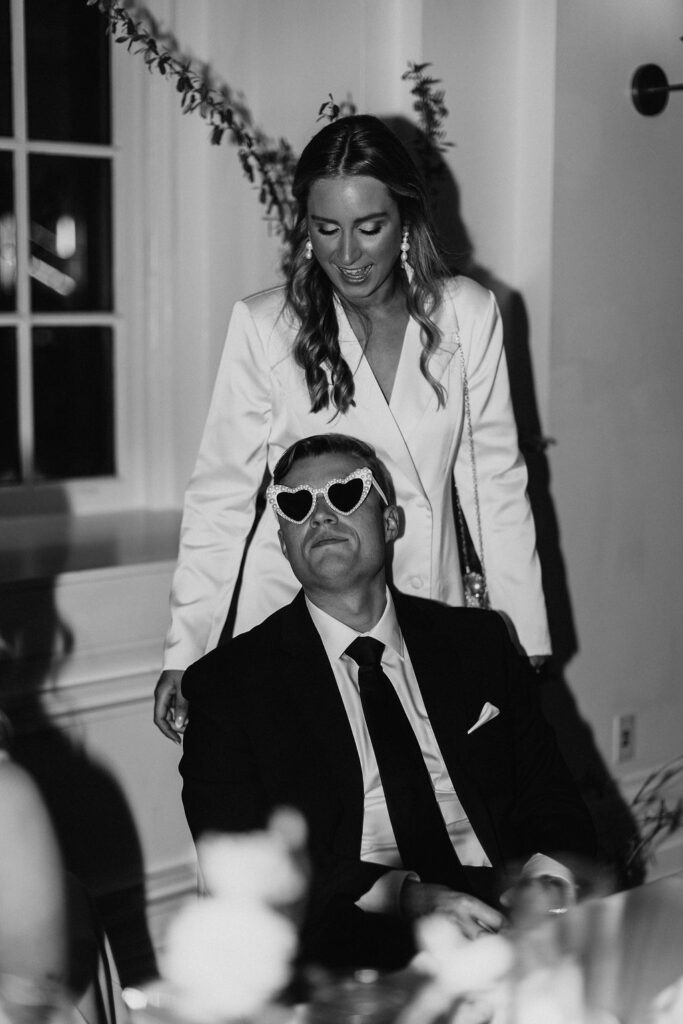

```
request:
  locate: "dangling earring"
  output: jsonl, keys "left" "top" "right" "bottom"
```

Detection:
{"left": 400, "top": 228, "right": 411, "bottom": 273}
{"left": 304, "top": 236, "right": 313, "bottom": 261}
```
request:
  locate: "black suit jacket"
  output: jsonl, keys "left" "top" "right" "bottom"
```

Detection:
{"left": 180, "top": 590, "right": 596, "bottom": 968}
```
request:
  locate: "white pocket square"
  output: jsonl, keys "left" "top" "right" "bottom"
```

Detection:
{"left": 467, "top": 701, "right": 500, "bottom": 735}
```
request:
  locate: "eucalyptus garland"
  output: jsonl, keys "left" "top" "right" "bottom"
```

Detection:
{"left": 87, "top": 0, "right": 298, "bottom": 241}
{"left": 87, "top": 2, "right": 453, "bottom": 248}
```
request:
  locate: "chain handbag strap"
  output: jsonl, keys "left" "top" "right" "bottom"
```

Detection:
{"left": 456, "top": 345, "right": 489, "bottom": 609}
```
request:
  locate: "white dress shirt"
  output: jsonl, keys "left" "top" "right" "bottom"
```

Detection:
{"left": 305, "top": 590, "right": 573, "bottom": 916}
{"left": 305, "top": 589, "right": 491, "bottom": 912}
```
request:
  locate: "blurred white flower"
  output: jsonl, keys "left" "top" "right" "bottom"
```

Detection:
{"left": 198, "top": 828, "right": 307, "bottom": 906}
{"left": 511, "top": 957, "right": 588, "bottom": 1024}
{"left": 651, "top": 974, "right": 683, "bottom": 1024}
{"left": 163, "top": 898, "right": 297, "bottom": 1021}
{"left": 400, "top": 916, "right": 513, "bottom": 1024}
{"left": 414, "top": 915, "right": 513, "bottom": 995}
{"left": 160, "top": 809, "right": 308, "bottom": 1021}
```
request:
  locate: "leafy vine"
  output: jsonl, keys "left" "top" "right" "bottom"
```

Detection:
{"left": 402, "top": 62, "right": 454, "bottom": 212}
{"left": 627, "top": 755, "right": 683, "bottom": 870}
{"left": 87, "top": 0, "right": 298, "bottom": 241}
{"left": 88, "top": 1, "right": 455, "bottom": 250}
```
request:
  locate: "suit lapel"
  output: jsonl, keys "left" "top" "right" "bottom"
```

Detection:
{"left": 278, "top": 592, "right": 364, "bottom": 840}
{"left": 394, "top": 592, "right": 504, "bottom": 864}
{"left": 275, "top": 592, "right": 504, "bottom": 867}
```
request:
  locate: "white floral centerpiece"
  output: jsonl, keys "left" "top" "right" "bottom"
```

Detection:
{"left": 124, "top": 809, "right": 308, "bottom": 1024}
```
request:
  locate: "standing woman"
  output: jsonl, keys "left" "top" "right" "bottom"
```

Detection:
{"left": 154, "top": 115, "right": 550, "bottom": 741}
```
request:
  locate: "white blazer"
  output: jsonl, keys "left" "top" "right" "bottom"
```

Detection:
{"left": 163, "top": 276, "right": 551, "bottom": 669}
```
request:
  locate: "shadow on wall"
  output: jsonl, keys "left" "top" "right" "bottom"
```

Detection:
{"left": 0, "top": 488, "right": 156, "bottom": 986}
{"left": 385, "top": 115, "right": 644, "bottom": 888}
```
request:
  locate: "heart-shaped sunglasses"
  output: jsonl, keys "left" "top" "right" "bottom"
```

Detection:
{"left": 266, "top": 466, "right": 388, "bottom": 524}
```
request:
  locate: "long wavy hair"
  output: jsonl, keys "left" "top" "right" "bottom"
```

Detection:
{"left": 285, "top": 115, "right": 449, "bottom": 414}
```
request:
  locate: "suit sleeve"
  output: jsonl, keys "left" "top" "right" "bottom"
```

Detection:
{"left": 452, "top": 285, "right": 551, "bottom": 657}
{"left": 162, "top": 301, "right": 273, "bottom": 671}
{"left": 180, "top": 656, "right": 269, "bottom": 840}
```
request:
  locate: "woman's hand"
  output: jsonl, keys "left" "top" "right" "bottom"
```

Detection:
{"left": 154, "top": 669, "right": 188, "bottom": 743}
{"left": 400, "top": 880, "right": 504, "bottom": 939}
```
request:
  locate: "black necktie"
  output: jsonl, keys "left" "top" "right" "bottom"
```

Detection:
{"left": 345, "top": 636, "right": 469, "bottom": 890}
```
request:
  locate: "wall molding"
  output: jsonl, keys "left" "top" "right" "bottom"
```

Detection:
{"left": 89, "top": 855, "right": 198, "bottom": 983}
{"left": 145, "top": 856, "right": 199, "bottom": 952}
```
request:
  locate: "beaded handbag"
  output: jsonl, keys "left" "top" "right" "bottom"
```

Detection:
{"left": 454, "top": 348, "right": 490, "bottom": 610}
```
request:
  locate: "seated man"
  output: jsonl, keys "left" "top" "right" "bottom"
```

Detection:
{"left": 180, "top": 433, "right": 596, "bottom": 969}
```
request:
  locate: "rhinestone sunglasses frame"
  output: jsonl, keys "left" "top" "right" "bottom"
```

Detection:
{"left": 266, "top": 466, "right": 388, "bottom": 524}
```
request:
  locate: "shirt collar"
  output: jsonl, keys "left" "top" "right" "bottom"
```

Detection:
{"left": 305, "top": 588, "right": 405, "bottom": 664}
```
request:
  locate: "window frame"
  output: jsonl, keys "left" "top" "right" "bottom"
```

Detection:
{"left": 0, "top": 0, "right": 152, "bottom": 516}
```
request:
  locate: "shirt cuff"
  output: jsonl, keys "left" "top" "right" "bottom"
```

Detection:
{"left": 356, "top": 869, "right": 420, "bottom": 915}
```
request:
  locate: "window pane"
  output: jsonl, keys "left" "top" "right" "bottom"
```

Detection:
{"left": 0, "top": 0, "right": 12, "bottom": 136}
{"left": 29, "top": 154, "right": 112, "bottom": 312}
{"left": 0, "top": 151, "right": 16, "bottom": 311}
{"left": 0, "top": 328, "right": 21, "bottom": 485}
{"left": 25, "top": 0, "right": 110, "bottom": 143}
{"left": 32, "top": 326, "right": 115, "bottom": 480}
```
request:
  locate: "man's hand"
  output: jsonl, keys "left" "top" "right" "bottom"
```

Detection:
{"left": 400, "top": 880, "right": 505, "bottom": 940}
{"left": 153, "top": 669, "right": 188, "bottom": 743}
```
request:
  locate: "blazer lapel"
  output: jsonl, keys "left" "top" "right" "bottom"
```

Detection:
{"left": 278, "top": 592, "right": 364, "bottom": 843}
{"left": 388, "top": 313, "right": 461, "bottom": 442}
{"left": 334, "top": 298, "right": 426, "bottom": 498}
{"left": 335, "top": 295, "right": 461, "bottom": 487}
{"left": 394, "top": 592, "right": 503, "bottom": 864}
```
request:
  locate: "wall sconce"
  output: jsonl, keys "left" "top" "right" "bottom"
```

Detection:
{"left": 631, "top": 63, "right": 683, "bottom": 116}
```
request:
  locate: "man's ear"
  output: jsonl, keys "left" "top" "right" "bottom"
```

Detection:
{"left": 278, "top": 528, "right": 290, "bottom": 562}
{"left": 383, "top": 505, "right": 400, "bottom": 543}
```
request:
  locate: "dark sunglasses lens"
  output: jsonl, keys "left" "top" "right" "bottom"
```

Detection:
{"left": 328, "top": 477, "right": 364, "bottom": 513}
{"left": 277, "top": 489, "right": 313, "bottom": 522}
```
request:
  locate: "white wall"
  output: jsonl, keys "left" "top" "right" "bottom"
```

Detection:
{"left": 550, "top": 0, "right": 683, "bottom": 827}
{"left": 424, "top": 0, "right": 683, "bottom": 875}
{"left": 422, "top": 0, "right": 557, "bottom": 418}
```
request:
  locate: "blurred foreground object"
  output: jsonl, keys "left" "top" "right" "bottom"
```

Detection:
{"left": 403, "top": 874, "right": 683, "bottom": 1024}
{"left": 0, "top": 751, "right": 67, "bottom": 989}
{"left": 123, "top": 811, "right": 683, "bottom": 1024}
{"left": 124, "top": 810, "right": 308, "bottom": 1023}
{"left": 0, "top": 745, "right": 125, "bottom": 1024}
{"left": 305, "top": 967, "right": 419, "bottom": 1024}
